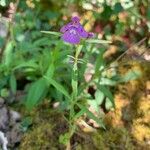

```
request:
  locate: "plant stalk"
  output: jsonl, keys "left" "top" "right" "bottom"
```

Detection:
{"left": 66, "top": 45, "right": 83, "bottom": 150}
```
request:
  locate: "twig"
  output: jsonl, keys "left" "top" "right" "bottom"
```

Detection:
{"left": 115, "top": 37, "right": 147, "bottom": 62}
{"left": 102, "top": 37, "right": 147, "bottom": 72}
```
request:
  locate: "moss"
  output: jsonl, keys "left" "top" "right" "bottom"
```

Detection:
{"left": 19, "top": 102, "right": 135, "bottom": 150}
{"left": 19, "top": 102, "right": 67, "bottom": 150}
{"left": 92, "top": 128, "right": 135, "bottom": 150}
{"left": 73, "top": 128, "right": 135, "bottom": 150}
{"left": 20, "top": 123, "right": 57, "bottom": 150}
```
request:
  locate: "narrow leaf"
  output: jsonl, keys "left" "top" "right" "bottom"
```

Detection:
{"left": 44, "top": 76, "right": 70, "bottom": 99}
{"left": 40, "top": 31, "right": 62, "bottom": 36}
{"left": 9, "top": 73, "right": 17, "bottom": 94}
{"left": 74, "top": 108, "right": 86, "bottom": 120}
{"left": 86, "top": 39, "right": 111, "bottom": 44}
{"left": 13, "top": 61, "right": 38, "bottom": 70}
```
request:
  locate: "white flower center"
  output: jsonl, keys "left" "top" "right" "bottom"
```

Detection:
{"left": 69, "top": 29, "right": 76, "bottom": 34}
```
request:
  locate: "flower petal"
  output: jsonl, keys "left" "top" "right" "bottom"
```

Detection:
{"left": 71, "top": 16, "right": 80, "bottom": 22}
{"left": 87, "top": 32, "right": 95, "bottom": 38}
{"left": 62, "top": 29, "right": 80, "bottom": 44}
{"left": 60, "top": 23, "right": 72, "bottom": 33}
{"left": 77, "top": 25, "right": 88, "bottom": 38}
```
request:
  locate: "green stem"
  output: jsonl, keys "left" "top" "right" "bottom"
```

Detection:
{"left": 66, "top": 45, "right": 83, "bottom": 150}
{"left": 70, "top": 45, "right": 83, "bottom": 119}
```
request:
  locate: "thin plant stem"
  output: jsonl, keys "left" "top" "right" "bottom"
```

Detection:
{"left": 66, "top": 45, "right": 83, "bottom": 150}
{"left": 70, "top": 45, "right": 83, "bottom": 120}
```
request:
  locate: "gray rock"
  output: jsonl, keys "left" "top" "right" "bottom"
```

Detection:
{"left": 0, "top": 107, "right": 9, "bottom": 131}
{"left": 6, "top": 123, "right": 22, "bottom": 147}
{"left": 0, "top": 103, "right": 23, "bottom": 148}
{"left": 10, "top": 110, "right": 21, "bottom": 122}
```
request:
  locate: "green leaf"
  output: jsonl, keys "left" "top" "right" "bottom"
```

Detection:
{"left": 0, "top": 88, "right": 9, "bottom": 98}
{"left": 100, "top": 78, "right": 117, "bottom": 86}
{"left": 105, "top": 98, "right": 113, "bottom": 110}
{"left": 9, "top": 73, "right": 17, "bottom": 94}
{"left": 88, "top": 90, "right": 104, "bottom": 113}
{"left": 114, "top": 2, "right": 123, "bottom": 14}
{"left": 77, "top": 104, "right": 105, "bottom": 129}
{"left": 45, "top": 63, "right": 55, "bottom": 78}
{"left": 86, "top": 39, "right": 111, "bottom": 44}
{"left": 95, "top": 89, "right": 105, "bottom": 105}
{"left": 44, "top": 76, "right": 70, "bottom": 99}
{"left": 95, "top": 48, "right": 105, "bottom": 76}
{"left": 101, "top": 4, "right": 113, "bottom": 21}
{"left": 97, "top": 85, "right": 115, "bottom": 108}
{"left": 146, "top": 8, "right": 150, "bottom": 20}
{"left": 40, "top": 31, "right": 61, "bottom": 36}
{"left": 74, "top": 107, "right": 87, "bottom": 120}
{"left": 25, "top": 78, "right": 48, "bottom": 110}
{"left": 33, "top": 37, "right": 51, "bottom": 46}
{"left": 88, "top": 100, "right": 99, "bottom": 113}
{"left": 59, "top": 133, "right": 70, "bottom": 145}
{"left": 13, "top": 61, "right": 38, "bottom": 71}
{"left": 3, "top": 41, "right": 14, "bottom": 67}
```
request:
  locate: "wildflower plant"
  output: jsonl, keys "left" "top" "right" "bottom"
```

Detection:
{"left": 41, "top": 16, "right": 113, "bottom": 148}
{"left": 0, "top": 1, "right": 146, "bottom": 149}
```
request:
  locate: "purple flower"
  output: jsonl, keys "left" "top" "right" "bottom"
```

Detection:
{"left": 60, "top": 16, "right": 94, "bottom": 44}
